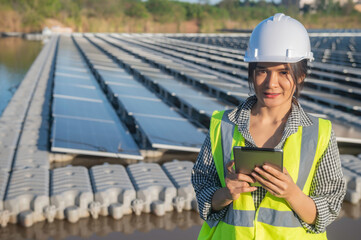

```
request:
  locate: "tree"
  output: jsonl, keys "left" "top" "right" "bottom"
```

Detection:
{"left": 125, "top": 1, "right": 149, "bottom": 19}
{"left": 219, "top": 0, "right": 240, "bottom": 19}
{"left": 146, "top": 0, "right": 172, "bottom": 22}
{"left": 219, "top": 0, "right": 239, "bottom": 9}
{"left": 146, "top": 0, "right": 186, "bottom": 23}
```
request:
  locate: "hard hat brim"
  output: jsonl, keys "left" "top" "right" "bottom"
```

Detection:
{"left": 243, "top": 55, "right": 314, "bottom": 63}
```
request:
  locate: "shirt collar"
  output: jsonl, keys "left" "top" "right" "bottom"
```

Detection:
{"left": 227, "top": 95, "right": 314, "bottom": 146}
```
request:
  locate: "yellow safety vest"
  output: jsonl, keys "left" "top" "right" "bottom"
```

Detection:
{"left": 198, "top": 110, "right": 332, "bottom": 240}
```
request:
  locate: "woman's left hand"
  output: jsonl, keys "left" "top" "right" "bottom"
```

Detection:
{"left": 251, "top": 164, "right": 299, "bottom": 201}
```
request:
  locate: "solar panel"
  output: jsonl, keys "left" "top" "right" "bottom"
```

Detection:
{"left": 107, "top": 83, "right": 158, "bottom": 99}
{"left": 134, "top": 114, "right": 205, "bottom": 152}
{"left": 55, "top": 68, "right": 90, "bottom": 77}
{"left": 175, "top": 94, "right": 230, "bottom": 116}
{"left": 302, "top": 89, "right": 361, "bottom": 112}
{"left": 54, "top": 74, "right": 95, "bottom": 87}
{"left": 53, "top": 83, "right": 103, "bottom": 100}
{"left": 54, "top": 71, "right": 91, "bottom": 80}
{"left": 117, "top": 96, "right": 181, "bottom": 118}
{"left": 56, "top": 65, "right": 88, "bottom": 73}
{"left": 56, "top": 60, "right": 85, "bottom": 68}
{"left": 141, "top": 73, "right": 175, "bottom": 82}
{"left": 93, "top": 65, "right": 125, "bottom": 72}
{"left": 97, "top": 70, "right": 134, "bottom": 79}
{"left": 52, "top": 97, "right": 114, "bottom": 121}
{"left": 51, "top": 116, "right": 142, "bottom": 159}
{"left": 130, "top": 65, "right": 161, "bottom": 73}
{"left": 103, "top": 75, "right": 137, "bottom": 85}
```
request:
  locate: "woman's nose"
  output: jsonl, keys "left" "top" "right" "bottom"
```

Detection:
{"left": 266, "top": 72, "right": 279, "bottom": 88}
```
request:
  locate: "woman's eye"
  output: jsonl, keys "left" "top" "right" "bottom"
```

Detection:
{"left": 280, "top": 71, "right": 289, "bottom": 75}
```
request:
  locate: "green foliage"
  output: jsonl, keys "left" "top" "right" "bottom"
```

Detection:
{"left": 37, "top": 0, "right": 62, "bottom": 18}
{"left": 179, "top": 2, "right": 201, "bottom": 20}
{"left": 59, "top": 0, "right": 81, "bottom": 21}
{"left": 218, "top": 0, "right": 240, "bottom": 19}
{"left": 172, "top": 2, "right": 187, "bottom": 22}
{"left": 125, "top": 2, "right": 149, "bottom": 19}
{"left": 314, "top": 0, "right": 357, "bottom": 15}
{"left": 144, "top": 0, "right": 189, "bottom": 23}
{"left": 22, "top": 8, "right": 44, "bottom": 29}
{"left": 146, "top": 0, "right": 173, "bottom": 22}
{"left": 83, "top": 0, "right": 124, "bottom": 17}
{"left": 0, "top": 0, "right": 359, "bottom": 32}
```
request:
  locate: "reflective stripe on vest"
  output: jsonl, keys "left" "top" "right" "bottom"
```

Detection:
{"left": 258, "top": 208, "right": 301, "bottom": 227}
{"left": 223, "top": 203, "right": 255, "bottom": 227}
{"left": 220, "top": 110, "right": 236, "bottom": 181}
{"left": 204, "top": 110, "right": 331, "bottom": 240}
{"left": 297, "top": 116, "right": 319, "bottom": 190}
{"left": 221, "top": 204, "right": 303, "bottom": 228}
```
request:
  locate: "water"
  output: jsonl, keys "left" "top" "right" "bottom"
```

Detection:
{"left": 0, "top": 202, "right": 360, "bottom": 239}
{"left": 0, "top": 37, "right": 42, "bottom": 115}
{"left": 0, "top": 211, "right": 203, "bottom": 240}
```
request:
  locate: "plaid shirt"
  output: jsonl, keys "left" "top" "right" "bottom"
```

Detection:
{"left": 191, "top": 95, "right": 346, "bottom": 233}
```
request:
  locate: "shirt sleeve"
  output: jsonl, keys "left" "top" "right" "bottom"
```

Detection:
{"left": 191, "top": 133, "right": 229, "bottom": 221}
{"left": 299, "top": 130, "right": 346, "bottom": 233}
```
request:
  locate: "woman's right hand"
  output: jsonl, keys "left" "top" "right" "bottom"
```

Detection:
{"left": 224, "top": 161, "right": 257, "bottom": 200}
{"left": 212, "top": 161, "right": 257, "bottom": 211}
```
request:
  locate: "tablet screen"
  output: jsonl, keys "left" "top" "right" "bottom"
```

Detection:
{"left": 233, "top": 147, "right": 283, "bottom": 186}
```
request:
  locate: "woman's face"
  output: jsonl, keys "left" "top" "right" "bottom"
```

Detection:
{"left": 253, "top": 62, "right": 296, "bottom": 110}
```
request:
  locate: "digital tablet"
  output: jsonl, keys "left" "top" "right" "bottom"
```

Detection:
{"left": 233, "top": 146, "right": 283, "bottom": 187}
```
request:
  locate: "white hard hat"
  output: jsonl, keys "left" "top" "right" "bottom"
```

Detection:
{"left": 244, "top": 13, "right": 314, "bottom": 63}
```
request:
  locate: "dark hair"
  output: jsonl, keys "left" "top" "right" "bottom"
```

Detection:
{"left": 247, "top": 59, "right": 308, "bottom": 99}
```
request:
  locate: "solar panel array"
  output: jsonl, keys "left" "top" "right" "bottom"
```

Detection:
{"left": 51, "top": 37, "right": 142, "bottom": 159}
{"left": 120, "top": 34, "right": 361, "bottom": 124}
{"left": 143, "top": 35, "right": 361, "bottom": 115}
{"left": 72, "top": 35, "right": 205, "bottom": 152}
{"left": 0, "top": 31, "right": 340, "bottom": 159}
{"left": 170, "top": 32, "right": 361, "bottom": 68}
{"left": 47, "top": 33, "right": 361, "bottom": 157}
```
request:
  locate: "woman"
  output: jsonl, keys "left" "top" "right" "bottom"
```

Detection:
{"left": 192, "top": 13, "right": 346, "bottom": 239}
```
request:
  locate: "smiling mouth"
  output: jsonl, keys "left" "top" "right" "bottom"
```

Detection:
{"left": 264, "top": 93, "right": 281, "bottom": 98}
